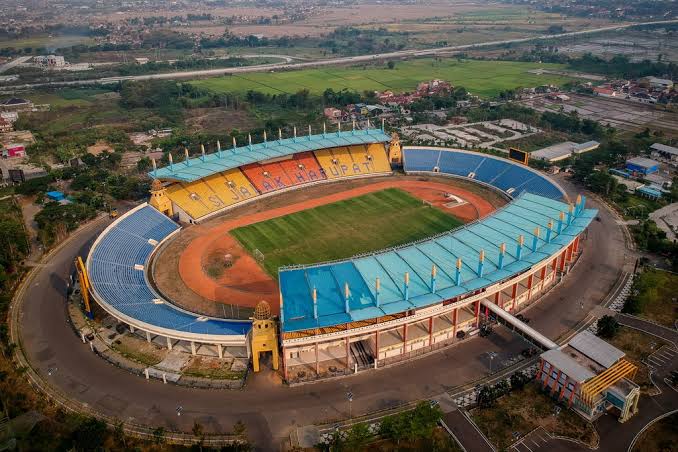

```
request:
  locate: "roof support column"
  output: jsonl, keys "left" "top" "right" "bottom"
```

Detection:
{"left": 190, "top": 341, "right": 197, "bottom": 356}
{"left": 345, "top": 337, "right": 350, "bottom": 370}
{"left": 217, "top": 343, "right": 223, "bottom": 359}
{"left": 511, "top": 283, "right": 518, "bottom": 312}
{"left": 403, "top": 323, "right": 408, "bottom": 351}
{"left": 374, "top": 331, "right": 379, "bottom": 368}
{"left": 129, "top": 324, "right": 135, "bottom": 334}
{"left": 474, "top": 301, "right": 480, "bottom": 328}
{"left": 527, "top": 274, "right": 534, "bottom": 300}
{"left": 282, "top": 347, "right": 288, "bottom": 381}
{"left": 315, "top": 343, "right": 319, "bottom": 376}
{"left": 428, "top": 317, "right": 433, "bottom": 347}
{"left": 146, "top": 331, "right": 151, "bottom": 343}
{"left": 166, "top": 336, "right": 173, "bottom": 351}
{"left": 452, "top": 309, "right": 458, "bottom": 340}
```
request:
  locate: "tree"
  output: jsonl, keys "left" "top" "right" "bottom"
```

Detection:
{"left": 379, "top": 412, "right": 409, "bottom": 444}
{"left": 233, "top": 420, "right": 247, "bottom": 438}
{"left": 345, "top": 422, "right": 371, "bottom": 449}
{"left": 71, "top": 417, "right": 108, "bottom": 451}
{"left": 597, "top": 315, "right": 620, "bottom": 339}
{"left": 387, "top": 60, "right": 396, "bottom": 70}
{"left": 152, "top": 426, "right": 165, "bottom": 444}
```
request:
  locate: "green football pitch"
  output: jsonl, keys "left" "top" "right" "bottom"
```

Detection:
{"left": 191, "top": 58, "right": 571, "bottom": 99}
{"left": 230, "top": 188, "right": 464, "bottom": 276}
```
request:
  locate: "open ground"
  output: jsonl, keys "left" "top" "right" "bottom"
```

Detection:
{"left": 190, "top": 59, "right": 573, "bottom": 98}
{"left": 152, "top": 175, "right": 504, "bottom": 319}
{"left": 520, "top": 93, "right": 678, "bottom": 137}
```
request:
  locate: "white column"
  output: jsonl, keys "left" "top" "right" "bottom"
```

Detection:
{"left": 217, "top": 343, "right": 223, "bottom": 359}
{"left": 146, "top": 331, "right": 152, "bottom": 343}
{"left": 190, "top": 341, "right": 197, "bottom": 356}
{"left": 129, "top": 325, "right": 135, "bottom": 333}
{"left": 166, "top": 336, "right": 173, "bottom": 350}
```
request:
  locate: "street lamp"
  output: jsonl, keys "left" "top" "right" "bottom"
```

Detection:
{"left": 347, "top": 391, "right": 353, "bottom": 419}
{"left": 487, "top": 351, "right": 498, "bottom": 374}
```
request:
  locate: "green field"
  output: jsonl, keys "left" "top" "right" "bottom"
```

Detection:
{"left": 191, "top": 58, "right": 571, "bottom": 99}
{"left": 231, "top": 188, "right": 464, "bottom": 276}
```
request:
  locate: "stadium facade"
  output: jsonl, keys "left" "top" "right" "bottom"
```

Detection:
{"left": 84, "top": 127, "right": 595, "bottom": 379}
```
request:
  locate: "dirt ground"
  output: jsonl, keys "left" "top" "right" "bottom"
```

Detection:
{"left": 152, "top": 175, "right": 505, "bottom": 319}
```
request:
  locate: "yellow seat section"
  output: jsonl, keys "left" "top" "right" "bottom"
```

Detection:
{"left": 366, "top": 143, "right": 392, "bottom": 172}
{"left": 166, "top": 183, "right": 214, "bottom": 219}
{"left": 313, "top": 148, "right": 344, "bottom": 179}
{"left": 204, "top": 168, "right": 259, "bottom": 206}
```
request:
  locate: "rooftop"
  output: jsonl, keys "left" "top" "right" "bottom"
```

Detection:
{"left": 150, "top": 128, "right": 390, "bottom": 183}
{"left": 651, "top": 143, "right": 678, "bottom": 156}
{"left": 626, "top": 157, "right": 660, "bottom": 168}
{"left": 280, "top": 192, "right": 596, "bottom": 333}
{"left": 532, "top": 141, "right": 599, "bottom": 162}
{"left": 541, "top": 349, "right": 595, "bottom": 383}
{"left": 568, "top": 331, "right": 625, "bottom": 369}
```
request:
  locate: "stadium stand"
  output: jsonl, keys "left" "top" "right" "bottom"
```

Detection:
{"left": 151, "top": 128, "right": 391, "bottom": 183}
{"left": 165, "top": 183, "right": 221, "bottom": 220}
{"left": 241, "top": 152, "right": 326, "bottom": 193}
{"left": 279, "top": 192, "right": 594, "bottom": 333}
{"left": 166, "top": 168, "right": 259, "bottom": 220}
{"left": 403, "top": 147, "right": 565, "bottom": 200}
{"left": 314, "top": 144, "right": 391, "bottom": 179}
{"left": 202, "top": 168, "right": 259, "bottom": 206}
{"left": 88, "top": 205, "right": 251, "bottom": 337}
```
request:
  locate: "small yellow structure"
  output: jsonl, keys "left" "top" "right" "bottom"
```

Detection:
{"left": 148, "top": 179, "right": 173, "bottom": 217}
{"left": 251, "top": 301, "right": 279, "bottom": 372}
{"left": 388, "top": 132, "right": 402, "bottom": 165}
{"left": 75, "top": 256, "right": 93, "bottom": 319}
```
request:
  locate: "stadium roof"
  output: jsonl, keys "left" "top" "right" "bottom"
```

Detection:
{"left": 150, "top": 128, "right": 390, "bottom": 183}
{"left": 279, "top": 192, "right": 596, "bottom": 333}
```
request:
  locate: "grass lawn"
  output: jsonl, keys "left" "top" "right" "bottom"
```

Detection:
{"left": 191, "top": 58, "right": 572, "bottom": 98}
{"left": 110, "top": 336, "right": 165, "bottom": 367}
{"left": 607, "top": 326, "right": 669, "bottom": 392}
{"left": 231, "top": 188, "right": 464, "bottom": 276}
{"left": 182, "top": 356, "right": 245, "bottom": 380}
{"left": 626, "top": 269, "right": 678, "bottom": 328}
{"left": 0, "top": 34, "right": 93, "bottom": 50}
{"left": 614, "top": 194, "right": 664, "bottom": 219}
{"left": 471, "top": 383, "right": 596, "bottom": 450}
{"left": 632, "top": 412, "right": 678, "bottom": 452}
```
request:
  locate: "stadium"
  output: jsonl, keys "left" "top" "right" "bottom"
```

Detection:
{"left": 83, "top": 124, "right": 595, "bottom": 382}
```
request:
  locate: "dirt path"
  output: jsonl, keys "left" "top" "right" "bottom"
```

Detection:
{"left": 154, "top": 176, "right": 502, "bottom": 318}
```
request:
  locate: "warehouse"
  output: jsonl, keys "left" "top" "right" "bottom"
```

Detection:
{"left": 625, "top": 157, "right": 659, "bottom": 175}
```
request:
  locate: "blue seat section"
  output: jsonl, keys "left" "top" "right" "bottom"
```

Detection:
{"left": 472, "top": 157, "right": 510, "bottom": 182}
{"left": 402, "top": 148, "right": 441, "bottom": 171}
{"left": 437, "top": 151, "right": 484, "bottom": 177}
{"left": 280, "top": 191, "right": 597, "bottom": 333}
{"left": 89, "top": 205, "right": 251, "bottom": 337}
{"left": 403, "top": 148, "right": 565, "bottom": 200}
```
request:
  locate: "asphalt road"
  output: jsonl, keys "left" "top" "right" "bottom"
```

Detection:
{"left": 16, "top": 186, "right": 626, "bottom": 450}
{"left": 2, "top": 19, "right": 677, "bottom": 92}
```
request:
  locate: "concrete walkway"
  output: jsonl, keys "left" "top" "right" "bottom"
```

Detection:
{"left": 441, "top": 410, "right": 495, "bottom": 452}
